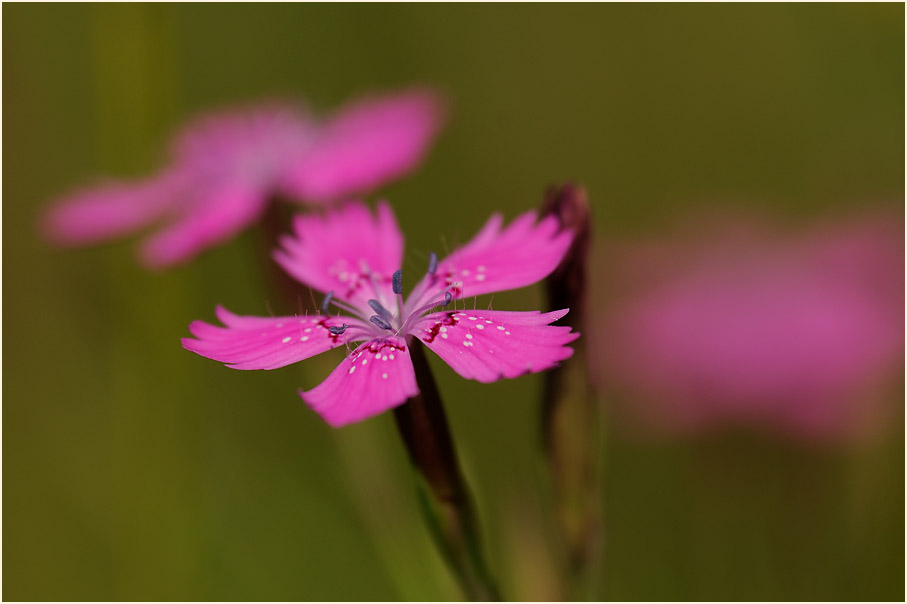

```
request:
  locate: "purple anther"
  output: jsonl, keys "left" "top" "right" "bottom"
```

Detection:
{"left": 368, "top": 299, "right": 393, "bottom": 323}
{"left": 369, "top": 315, "right": 393, "bottom": 331}
{"left": 392, "top": 270, "right": 403, "bottom": 295}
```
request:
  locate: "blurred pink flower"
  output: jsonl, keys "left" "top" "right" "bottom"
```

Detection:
{"left": 183, "top": 201, "right": 578, "bottom": 427}
{"left": 42, "top": 89, "right": 445, "bottom": 268}
{"left": 594, "top": 210, "right": 904, "bottom": 441}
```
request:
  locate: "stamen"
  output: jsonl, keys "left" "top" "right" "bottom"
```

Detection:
{"left": 321, "top": 291, "right": 334, "bottom": 314}
{"left": 370, "top": 315, "right": 393, "bottom": 331}
{"left": 428, "top": 252, "right": 438, "bottom": 275}
{"left": 397, "top": 288, "right": 458, "bottom": 335}
{"left": 319, "top": 289, "right": 369, "bottom": 322}
{"left": 393, "top": 270, "right": 405, "bottom": 325}
{"left": 328, "top": 324, "right": 348, "bottom": 335}
{"left": 368, "top": 299, "right": 393, "bottom": 323}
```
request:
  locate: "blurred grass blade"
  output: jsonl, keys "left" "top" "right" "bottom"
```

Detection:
{"left": 539, "top": 183, "right": 603, "bottom": 599}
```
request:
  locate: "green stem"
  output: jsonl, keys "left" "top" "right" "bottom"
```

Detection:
{"left": 393, "top": 339, "right": 501, "bottom": 601}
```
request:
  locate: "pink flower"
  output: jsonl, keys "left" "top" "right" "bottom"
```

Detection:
{"left": 182, "top": 201, "right": 579, "bottom": 427}
{"left": 42, "top": 89, "right": 444, "bottom": 268}
{"left": 595, "top": 211, "right": 904, "bottom": 441}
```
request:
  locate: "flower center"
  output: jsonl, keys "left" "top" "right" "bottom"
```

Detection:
{"left": 322, "top": 256, "right": 457, "bottom": 341}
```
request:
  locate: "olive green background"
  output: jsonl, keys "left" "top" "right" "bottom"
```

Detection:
{"left": 3, "top": 4, "right": 904, "bottom": 601}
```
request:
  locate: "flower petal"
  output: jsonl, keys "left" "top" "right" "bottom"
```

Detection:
{"left": 274, "top": 201, "right": 403, "bottom": 309}
{"left": 41, "top": 177, "right": 177, "bottom": 246}
{"left": 281, "top": 88, "right": 445, "bottom": 201}
{"left": 415, "top": 309, "right": 578, "bottom": 383}
{"left": 407, "top": 211, "right": 573, "bottom": 310}
{"left": 170, "top": 102, "right": 317, "bottom": 189}
{"left": 300, "top": 337, "right": 418, "bottom": 427}
{"left": 140, "top": 181, "right": 269, "bottom": 268}
{"left": 182, "top": 305, "right": 355, "bottom": 370}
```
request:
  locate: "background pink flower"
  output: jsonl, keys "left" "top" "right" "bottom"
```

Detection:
{"left": 41, "top": 88, "right": 445, "bottom": 268}
{"left": 183, "top": 201, "right": 578, "bottom": 427}
{"left": 594, "top": 210, "right": 904, "bottom": 441}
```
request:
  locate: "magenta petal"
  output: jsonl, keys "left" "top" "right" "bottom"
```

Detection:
{"left": 282, "top": 88, "right": 445, "bottom": 201}
{"left": 169, "top": 102, "right": 316, "bottom": 174}
{"left": 300, "top": 337, "right": 419, "bottom": 427}
{"left": 182, "top": 305, "right": 353, "bottom": 370}
{"left": 140, "top": 182, "right": 269, "bottom": 268}
{"left": 411, "top": 211, "right": 573, "bottom": 304}
{"left": 274, "top": 200, "right": 404, "bottom": 308}
{"left": 41, "top": 178, "right": 176, "bottom": 246}
{"left": 415, "top": 309, "right": 579, "bottom": 383}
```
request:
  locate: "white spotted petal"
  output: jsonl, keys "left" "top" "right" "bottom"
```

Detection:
{"left": 414, "top": 309, "right": 578, "bottom": 383}
{"left": 182, "top": 305, "right": 360, "bottom": 370}
{"left": 300, "top": 337, "right": 418, "bottom": 427}
{"left": 406, "top": 210, "right": 572, "bottom": 310}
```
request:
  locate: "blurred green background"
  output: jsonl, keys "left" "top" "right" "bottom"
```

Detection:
{"left": 3, "top": 4, "right": 904, "bottom": 601}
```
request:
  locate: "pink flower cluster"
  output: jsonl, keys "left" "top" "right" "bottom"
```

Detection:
{"left": 43, "top": 89, "right": 444, "bottom": 268}
{"left": 595, "top": 211, "right": 904, "bottom": 441}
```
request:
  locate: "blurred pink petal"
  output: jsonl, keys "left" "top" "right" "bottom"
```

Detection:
{"left": 168, "top": 104, "right": 315, "bottom": 186}
{"left": 42, "top": 177, "right": 178, "bottom": 245}
{"left": 139, "top": 180, "right": 270, "bottom": 268}
{"left": 42, "top": 90, "right": 444, "bottom": 268}
{"left": 281, "top": 88, "right": 445, "bottom": 201}
{"left": 184, "top": 201, "right": 579, "bottom": 427}
{"left": 595, "top": 210, "right": 905, "bottom": 441}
